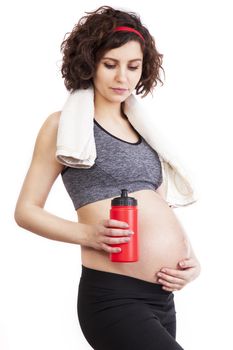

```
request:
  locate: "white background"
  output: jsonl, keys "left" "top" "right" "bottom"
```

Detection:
{"left": 1, "top": 0, "right": 233, "bottom": 349}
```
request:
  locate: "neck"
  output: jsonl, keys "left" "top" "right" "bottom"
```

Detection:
{"left": 94, "top": 90, "right": 127, "bottom": 122}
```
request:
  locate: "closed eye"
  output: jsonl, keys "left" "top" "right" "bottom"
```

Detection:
{"left": 128, "top": 66, "right": 139, "bottom": 71}
{"left": 104, "top": 63, "right": 140, "bottom": 71}
{"left": 104, "top": 63, "right": 115, "bottom": 69}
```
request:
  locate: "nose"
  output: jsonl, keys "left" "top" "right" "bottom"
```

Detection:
{"left": 115, "top": 66, "right": 128, "bottom": 83}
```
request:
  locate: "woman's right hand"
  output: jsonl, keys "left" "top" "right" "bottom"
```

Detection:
{"left": 83, "top": 219, "right": 134, "bottom": 253}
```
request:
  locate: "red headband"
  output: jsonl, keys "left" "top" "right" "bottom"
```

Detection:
{"left": 113, "top": 26, "right": 145, "bottom": 41}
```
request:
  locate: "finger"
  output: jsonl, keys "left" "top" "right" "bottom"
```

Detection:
{"left": 105, "top": 228, "right": 134, "bottom": 236}
{"left": 162, "top": 286, "right": 174, "bottom": 292}
{"left": 162, "top": 286, "right": 181, "bottom": 292}
{"left": 104, "top": 219, "right": 129, "bottom": 228}
{"left": 158, "top": 278, "right": 184, "bottom": 290}
{"left": 179, "top": 258, "right": 196, "bottom": 269}
{"left": 160, "top": 268, "right": 187, "bottom": 281}
{"left": 100, "top": 242, "right": 121, "bottom": 253}
{"left": 157, "top": 272, "right": 184, "bottom": 285}
{"left": 159, "top": 268, "right": 195, "bottom": 285}
{"left": 104, "top": 236, "right": 131, "bottom": 244}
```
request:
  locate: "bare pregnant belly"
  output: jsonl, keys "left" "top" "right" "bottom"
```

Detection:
{"left": 77, "top": 189, "right": 190, "bottom": 283}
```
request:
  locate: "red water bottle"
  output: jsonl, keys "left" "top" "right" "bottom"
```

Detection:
{"left": 109, "top": 189, "right": 138, "bottom": 262}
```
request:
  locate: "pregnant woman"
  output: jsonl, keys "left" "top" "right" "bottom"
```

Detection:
{"left": 14, "top": 6, "right": 201, "bottom": 350}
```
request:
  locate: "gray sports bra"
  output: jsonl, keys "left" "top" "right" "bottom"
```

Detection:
{"left": 61, "top": 119, "right": 163, "bottom": 210}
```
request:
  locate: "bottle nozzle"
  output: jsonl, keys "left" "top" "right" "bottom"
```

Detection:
{"left": 121, "top": 189, "right": 128, "bottom": 198}
{"left": 111, "top": 189, "right": 137, "bottom": 206}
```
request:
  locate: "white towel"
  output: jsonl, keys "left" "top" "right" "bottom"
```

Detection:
{"left": 56, "top": 87, "right": 198, "bottom": 208}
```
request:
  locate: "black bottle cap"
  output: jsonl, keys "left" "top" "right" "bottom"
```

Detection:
{"left": 111, "top": 189, "right": 137, "bottom": 206}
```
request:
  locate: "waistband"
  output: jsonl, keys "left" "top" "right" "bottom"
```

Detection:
{"left": 80, "top": 265, "right": 172, "bottom": 296}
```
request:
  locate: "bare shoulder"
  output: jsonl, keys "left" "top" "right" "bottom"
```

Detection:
{"left": 48, "top": 110, "right": 62, "bottom": 123}
{"left": 32, "top": 110, "right": 63, "bottom": 170}
{"left": 35, "top": 110, "right": 61, "bottom": 145}
{"left": 42, "top": 110, "right": 62, "bottom": 132}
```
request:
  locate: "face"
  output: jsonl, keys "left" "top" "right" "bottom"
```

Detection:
{"left": 93, "top": 41, "right": 143, "bottom": 104}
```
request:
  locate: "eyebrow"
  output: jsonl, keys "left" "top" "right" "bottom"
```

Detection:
{"left": 102, "top": 57, "right": 142, "bottom": 63}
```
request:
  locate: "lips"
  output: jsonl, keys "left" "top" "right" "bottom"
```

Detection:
{"left": 111, "top": 88, "right": 128, "bottom": 94}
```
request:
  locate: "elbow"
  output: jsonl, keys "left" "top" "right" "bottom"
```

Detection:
{"left": 14, "top": 206, "right": 25, "bottom": 228}
{"left": 14, "top": 203, "right": 29, "bottom": 229}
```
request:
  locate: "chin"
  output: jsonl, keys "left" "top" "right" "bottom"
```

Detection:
{"left": 108, "top": 92, "right": 131, "bottom": 103}
{"left": 113, "top": 96, "right": 129, "bottom": 103}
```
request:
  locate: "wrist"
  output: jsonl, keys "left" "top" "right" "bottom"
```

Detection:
{"left": 77, "top": 222, "right": 94, "bottom": 247}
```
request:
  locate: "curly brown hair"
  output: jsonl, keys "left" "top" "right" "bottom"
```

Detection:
{"left": 60, "top": 6, "right": 164, "bottom": 97}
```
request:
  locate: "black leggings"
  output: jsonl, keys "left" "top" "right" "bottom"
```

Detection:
{"left": 77, "top": 265, "right": 184, "bottom": 350}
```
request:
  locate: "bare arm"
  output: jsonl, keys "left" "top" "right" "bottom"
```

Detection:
{"left": 155, "top": 181, "right": 201, "bottom": 290}
{"left": 14, "top": 111, "right": 92, "bottom": 245}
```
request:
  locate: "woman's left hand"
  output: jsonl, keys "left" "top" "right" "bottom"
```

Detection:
{"left": 156, "top": 257, "right": 201, "bottom": 292}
